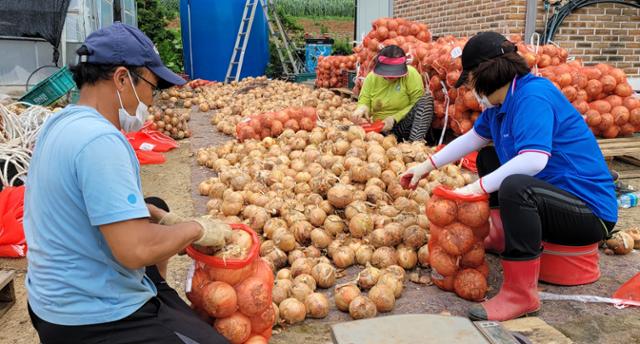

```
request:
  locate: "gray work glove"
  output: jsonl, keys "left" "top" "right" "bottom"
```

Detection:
{"left": 192, "top": 216, "right": 233, "bottom": 249}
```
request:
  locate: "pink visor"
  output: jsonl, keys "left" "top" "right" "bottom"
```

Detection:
{"left": 374, "top": 55, "right": 408, "bottom": 78}
{"left": 377, "top": 56, "right": 407, "bottom": 65}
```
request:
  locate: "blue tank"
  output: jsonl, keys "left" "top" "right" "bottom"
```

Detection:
{"left": 180, "top": 0, "right": 270, "bottom": 81}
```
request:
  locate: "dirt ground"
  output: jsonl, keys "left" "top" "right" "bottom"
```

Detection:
{"left": 1, "top": 108, "right": 640, "bottom": 343}
{"left": 295, "top": 17, "right": 355, "bottom": 41}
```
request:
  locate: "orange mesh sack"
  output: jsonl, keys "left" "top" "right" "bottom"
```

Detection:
{"left": 186, "top": 224, "right": 275, "bottom": 343}
{"left": 427, "top": 186, "right": 490, "bottom": 301}
{"left": 236, "top": 107, "right": 317, "bottom": 142}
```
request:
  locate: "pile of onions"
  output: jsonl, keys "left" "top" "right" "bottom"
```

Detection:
{"left": 316, "top": 55, "right": 357, "bottom": 88}
{"left": 236, "top": 106, "right": 318, "bottom": 141}
{"left": 192, "top": 89, "right": 485, "bottom": 326}
{"left": 539, "top": 61, "right": 639, "bottom": 138}
{"left": 209, "top": 77, "right": 357, "bottom": 135}
{"left": 146, "top": 105, "right": 191, "bottom": 140}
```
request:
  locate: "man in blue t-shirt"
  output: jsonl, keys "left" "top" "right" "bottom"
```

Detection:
{"left": 402, "top": 32, "right": 617, "bottom": 322}
{"left": 24, "top": 23, "right": 230, "bottom": 344}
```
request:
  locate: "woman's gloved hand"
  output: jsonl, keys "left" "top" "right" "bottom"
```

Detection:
{"left": 400, "top": 160, "right": 436, "bottom": 190}
{"left": 192, "top": 216, "right": 233, "bottom": 249}
{"left": 454, "top": 180, "right": 486, "bottom": 196}
{"left": 350, "top": 105, "right": 369, "bottom": 124}
{"left": 382, "top": 117, "right": 395, "bottom": 132}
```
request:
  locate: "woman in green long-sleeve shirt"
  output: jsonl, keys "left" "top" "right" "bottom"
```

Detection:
{"left": 351, "top": 45, "right": 434, "bottom": 142}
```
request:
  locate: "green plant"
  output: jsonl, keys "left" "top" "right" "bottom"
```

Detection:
{"left": 320, "top": 24, "right": 329, "bottom": 35}
{"left": 156, "top": 28, "right": 183, "bottom": 72}
{"left": 136, "top": 0, "right": 183, "bottom": 73}
{"left": 332, "top": 38, "right": 353, "bottom": 56}
{"left": 158, "top": 0, "right": 179, "bottom": 19}
{"left": 275, "top": 0, "right": 355, "bottom": 17}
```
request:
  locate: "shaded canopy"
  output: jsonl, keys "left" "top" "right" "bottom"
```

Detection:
{"left": 0, "top": 0, "right": 72, "bottom": 64}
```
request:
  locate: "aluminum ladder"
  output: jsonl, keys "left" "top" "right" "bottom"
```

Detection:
{"left": 260, "top": 0, "right": 305, "bottom": 76}
{"left": 225, "top": 0, "right": 260, "bottom": 83}
{"left": 225, "top": 0, "right": 305, "bottom": 82}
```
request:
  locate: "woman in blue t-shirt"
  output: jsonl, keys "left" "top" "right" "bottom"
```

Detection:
{"left": 401, "top": 32, "right": 617, "bottom": 322}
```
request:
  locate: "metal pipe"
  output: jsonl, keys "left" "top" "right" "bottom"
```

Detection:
{"left": 187, "top": 0, "right": 194, "bottom": 78}
{"left": 524, "top": 0, "right": 537, "bottom": 43}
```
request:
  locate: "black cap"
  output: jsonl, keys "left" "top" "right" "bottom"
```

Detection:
{"left": 454, "top": 32, "right": 515, "bottom": 88}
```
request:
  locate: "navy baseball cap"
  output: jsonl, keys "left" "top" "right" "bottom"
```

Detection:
{"left": 77, "top": 22, "right": 185, "bottom": 88}
{"left": 454, "top": 32, "right": 516, "bottom": 88}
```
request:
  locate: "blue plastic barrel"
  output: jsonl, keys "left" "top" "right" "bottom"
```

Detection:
{"left": 305, "top": 38, "right": 334, "bottom": 73}
{"left": 180, "top": 0, "right": 270, "bottom": 81}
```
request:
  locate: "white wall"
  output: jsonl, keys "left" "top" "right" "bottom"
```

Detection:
{"left": 356, "top": 0, "right": 393, "bottom": 43}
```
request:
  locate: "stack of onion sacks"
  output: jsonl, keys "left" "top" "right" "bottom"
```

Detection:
{"left": 186, "top": 224, "right": 275, "bottom": 343}
{"left": 539, "top": 61, "right": 639, "bottom": 138}
{"left": 352, "top": 17, "right": 432, "bottom": 95}
{"left": 316, "top": 55, "right": 357, "bottom": 88}
{"left": 426, "top": 186, "right": 490, "bottom": 302}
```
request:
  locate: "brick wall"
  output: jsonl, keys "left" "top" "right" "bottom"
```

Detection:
{"left": 393, "top": 0, "right": 527, "bottom": 37}
{"left": 392, "top": 0, "right": 640, "bottom": 76}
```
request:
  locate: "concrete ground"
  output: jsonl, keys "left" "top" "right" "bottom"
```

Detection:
{"left": 1, "top": 109, "right": 639, "bottom": 344}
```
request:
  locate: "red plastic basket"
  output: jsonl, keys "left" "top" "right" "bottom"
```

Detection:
{"left": 361, "top": 121, "right": 384, "bottom": 133}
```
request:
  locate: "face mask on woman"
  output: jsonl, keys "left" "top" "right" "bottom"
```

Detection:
{"left": 473, "top": 90, "right": 496, "bottom": 110}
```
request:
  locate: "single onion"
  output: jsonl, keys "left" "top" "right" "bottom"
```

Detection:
{"left": 377, "top": 273, "right": 404, "bottom": 299}
{"left": 358, "top": 266, "right": 381, "bottom": 290}
{"left": 276, "top": 268, "right": 292, "bottom": 280}
{"left": 355, "top": 244, "right": 375, "bottom": 266}
{"left": 202, "top": 281, "right": 238, "bottom": 318}
{"left": 349, "top": 213, "right": 374, "bottom": 238}
{"left": 279, "top": 298, "right": 306, "bottom": 324}
{"left": 396, "top": 245, "right": 418, "bottom": 270}
{"left": 305, "top": 292, "right": 330, "bottom": 319}
{"left": 291, "top": 257, "right": 316, "bottom": 277}
{"left": 418, "top": 244, "right": 430, "bottom": 267}
{"left": 294, "top": 274, "right": 317, "bottom": 291}
{"left": 291, "top": 281, "right": 313, "bottom": 302}
{"left": 236, "top": 277, "right": 271, "bottom": 316}
{"left": 214, "top": 312, "right": 252, "bottom": 344}
{"left": 310, "top": 228, "right": 332, "bottom": 249}
{"left": 272, "top": 279, "right": 292, "bottom": 305}
{"left": 371, "top": 247, "right": 398, "bottom": 269}
{"left": 334, "top": 284, "right": 361, "bottom": 312}
{"left": 311, "top": 262, "right": 336, "bottom": 288}
{"left": 368, "top": 284, "right": 396, "bottom": 312}
{"left": 349, "top": 296, "right": 377, "bottom": 320}
{"left": 333, "top": 246, "right": 356, "bottom": 268}
{"left": 327, "top": 184, "right": 353, "bottom": 208}
{"left": 324, "top": 215, "right": 346, "bottom": 236}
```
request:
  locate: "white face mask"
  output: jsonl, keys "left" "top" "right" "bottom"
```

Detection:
{"left": 116, "top": 71, "right": 149, "bottom": 132}
{"left": 472, "top": 90, "right": 496, "bottom": 110}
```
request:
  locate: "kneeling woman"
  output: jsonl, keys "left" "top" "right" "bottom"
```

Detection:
{"left": 402, "top": 32, "right": 617, "bottom": 321}
{"left": 351, "top": 45, "right": 434, "bottom": 142}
